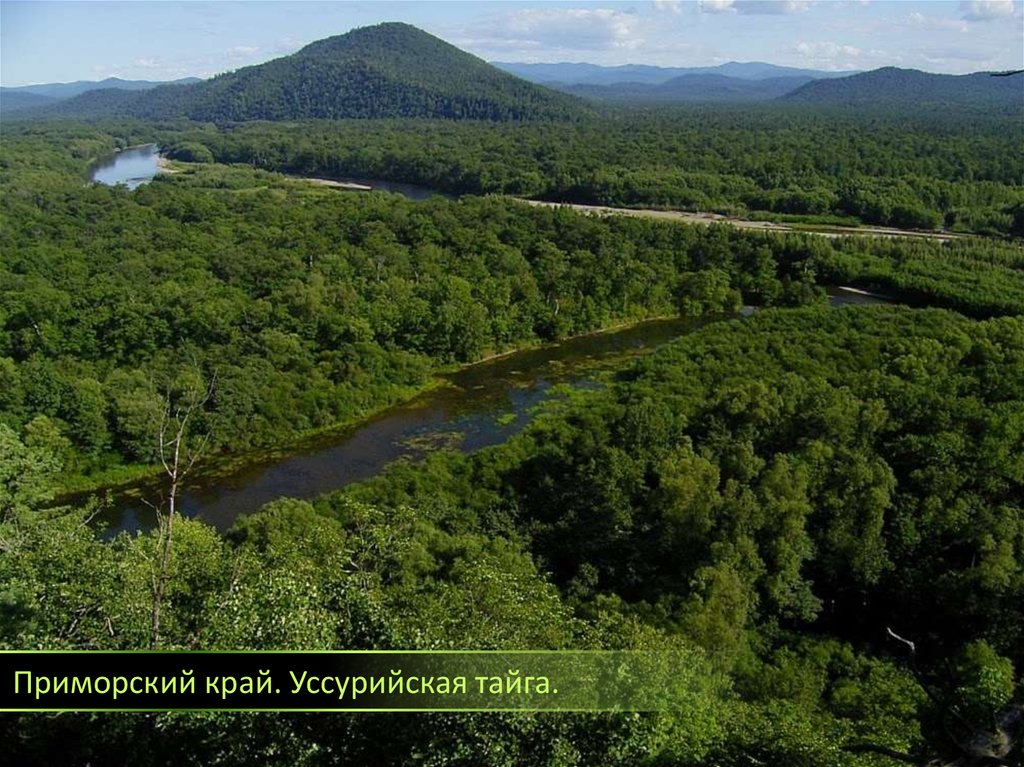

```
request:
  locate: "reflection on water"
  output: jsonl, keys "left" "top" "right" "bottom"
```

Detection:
{"left": 86, "top": 287, "right": 891, "bottom": 535}
{"left": 90, "top": 144, "right": 161, "bottom": 189}
{"left": 94, "top": 316, "right": 707, "bottom": 535}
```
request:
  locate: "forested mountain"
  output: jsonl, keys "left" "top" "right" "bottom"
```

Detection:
{"left": 34, "top": 23, "right": 586, "bottom": 122}
{"left": 783, "top": 66, "right": 1024, "bottom": 110}
{"left": 1, "top": 76, "right": 201, "bottom": 100}
{"left": 559, "top": 74, "right": 813, "bottom": 103}
{"left": 495, "top": 60, "right": 853, "bottom": 86}
{"left": 0, "top": 90, "right": 58, "bottom": 113}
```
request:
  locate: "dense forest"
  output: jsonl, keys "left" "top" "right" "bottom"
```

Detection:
{"left": 144, "top": 110, "right": 1024, "bottom": 236}
{"left": 3, "top": 124, "right": 1024, "bottom": 486}
{"left": 4, "top": 305, "right": 1022, "bottom": 765}
{"left": 2, "top": 98, "right": 1023, "bottom": 767}
{"left": 343, "top": 305, "right": 1024, "bottom": 766}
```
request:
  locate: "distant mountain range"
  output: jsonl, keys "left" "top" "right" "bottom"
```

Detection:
{"left": 5, "top": 25, "right": 1020, "bottom": 121}
{"left": 0, "top": 77, "right": 201, "bottom": 113}
{"left": 558, "top": 74, "right": 815, "bottom": 104}
{"left": 493, "top": 60, "right": 857, "bottom": 86}
{"left": 499, "top": 61, "right": 1022, "bottom": 108}
{"left": 503, "top": 63, "right": 1022, "bottom": 108}
{"left": 19, "top": 23, "right": 584, "bottom": 122}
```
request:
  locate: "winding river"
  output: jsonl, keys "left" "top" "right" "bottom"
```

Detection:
{"left": 92, "top": 146, "right": 965, "bottom": 244}
{"left": 88, "top": 151, "right": 892, "bottom": 534}
{"left": 88, "top": 288, "right": 889, "bottom": 536}
{"left": 94, "top": 315, "right": 706, "bottom": 534}
{"left": 90, "top": 145, "right": 443, "bottom": 199}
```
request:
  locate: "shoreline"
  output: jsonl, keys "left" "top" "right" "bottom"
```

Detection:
{"left": 515, "top": 198, "right": 973, "bottom": 243}
{"left": 156, "top": 155, "right": 180, "bottom": 174}
{"left": 57, "top": 377, "right": 445, "bottom": 501}
{"left": 289, "top": 175, "right": 373, "bottom": 190}
{"left": 55, "top": 312, "right": 685, "bottom": 502}
{"left": 452, "top": 312, "right": 681, "bottom": 370}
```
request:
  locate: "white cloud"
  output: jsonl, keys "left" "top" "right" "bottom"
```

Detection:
{"left": 700, "top": 0, "right": 813, "bottom": 14}
{"left": 463, "top": 9, "right": 644, "bottom": 52}
{"left": 134, "top": 57, "right": 161, "bottom": 69}
{"left": 227, "top": 45, "right": 259, "bottom": 56}
{"left": 787, "top": 40, "right": 892, "bottom": 69}
{"left": 270, "top": 37, "right": 304, "bottom": 55}
{"left": 698, "top": 0, "right": 737, "bottom": 13}
{"left": 653, "top": 0, "right": 683, "bottom": 13}
{"left": 959, "top": 0, "right": 1016, "bottom": 21}
{"left": 905, "top": 11, "right": 969, "bottom": 32}
{"left": 736, "top": 1, "right": 812, "bottom": 13}
{"left": 794, "top": 41, "right": 861, "bottom": 57}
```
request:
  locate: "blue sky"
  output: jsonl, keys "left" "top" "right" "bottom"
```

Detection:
{"left": 2, "top": 1, "right": 1022, "bottom": 86}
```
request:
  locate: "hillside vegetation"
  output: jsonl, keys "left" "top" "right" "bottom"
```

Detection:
{"left": 559, "top": 74, "right": 813, "bottom": 103}
{"left": 783, "top": 66, "right": 1024, "bottom": 112}
{"left": 32, "top": 23, "right": 586, "bottom": 122}
{"left": 2, "top": 123, "right": 1023, "bottom": 482}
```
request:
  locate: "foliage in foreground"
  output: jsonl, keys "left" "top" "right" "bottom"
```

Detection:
{"left": 3, "top": 307, "right": 1022, "bottom": 765}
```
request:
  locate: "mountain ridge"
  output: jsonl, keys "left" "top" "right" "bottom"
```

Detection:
{"left": 29, "top": 23, "right": 586, "bottom": 122}
{"left": 781, "top": 66, "right": 1024, "bottom": 110}
{"left": 12, "top": 28, "right": 1020, "bottom": 121}
{"left": 1, "top": 76, "right": 202, "bottom": 100}
{"left": 555, "top": 74, "right": 815, "bottom": 103}
{"left": 0, "top": 91, "right": 60, "bottom": 113}
{"left": 494, "top": 60, "right": 858, "bottom": 86}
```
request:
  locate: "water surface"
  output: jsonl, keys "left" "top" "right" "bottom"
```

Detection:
{"left": 97, "top": 316, "right": 711, "bottom": 535}
{"left": 95, "top": 288, "right": 892, "bottom": 535}
{"left": 90, "top": 144, "right": 160, "bottom": 189}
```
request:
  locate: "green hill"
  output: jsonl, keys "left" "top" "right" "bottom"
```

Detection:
{"left": 781, "top": 66, "right": 1023, "bottom": 111}
{"left": 0, "top": 90, "right": 59, "bottom": 114}
{"left": 40, "top": 23, "right": 587, "bottom": 122}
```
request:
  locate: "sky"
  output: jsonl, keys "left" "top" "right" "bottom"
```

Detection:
{"left": 1, "top": 0, "right": 1022, "bottom": 86}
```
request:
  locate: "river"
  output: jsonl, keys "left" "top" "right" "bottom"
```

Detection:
{"left": 89, "top": 144, "right": 162, "bottom": 189}
{"left": 87, "top": 153, "right": 893, "bottom": 533}
{"left": 88, "top": 288, "right": 890, "bottom": 536}
{"left": 90, "top": 145, "right": 443, "bottom": 199}
{"left": 94, "top": 315, "right": 707, "bottom": 534}
{"left": 91, "top": 147, "right": 962, "bottom": 244}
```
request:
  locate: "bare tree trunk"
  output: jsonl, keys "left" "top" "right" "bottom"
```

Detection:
{"left": 149, "top": 375, "right": 212, "bottom": 650}
{"left": 843, "top": 629, "right": 1023, "bottom": 767}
